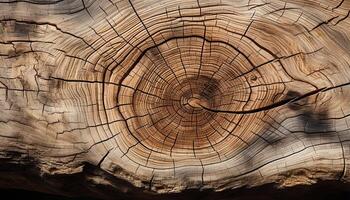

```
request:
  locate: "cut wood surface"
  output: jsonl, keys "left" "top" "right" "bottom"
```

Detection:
{"left": 0, "top": 0, "right": 350, "bottom": 198}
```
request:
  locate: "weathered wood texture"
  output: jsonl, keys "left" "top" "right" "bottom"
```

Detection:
{"left": 0, "top": 0, "right": 350, "bottom": 198}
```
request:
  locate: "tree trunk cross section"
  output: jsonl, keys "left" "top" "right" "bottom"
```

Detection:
{"left": 0, "top": 0, "right": 350, "bottom": 198}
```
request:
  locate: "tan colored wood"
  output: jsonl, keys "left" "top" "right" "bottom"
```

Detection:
{"left": 0, "top": 0, "right": 350, "bottom": 197}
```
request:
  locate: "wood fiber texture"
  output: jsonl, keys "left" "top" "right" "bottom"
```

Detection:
{"left": 0, "top": 0, "right": 350, "bottom": 197}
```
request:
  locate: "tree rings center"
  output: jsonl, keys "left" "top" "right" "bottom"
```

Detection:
{"left": 187, "top": 95, "right": 209, "bottom": 109}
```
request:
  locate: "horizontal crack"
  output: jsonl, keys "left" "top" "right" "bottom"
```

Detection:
{"left": 201, "top": 87, "right": 326, "bottom": 114}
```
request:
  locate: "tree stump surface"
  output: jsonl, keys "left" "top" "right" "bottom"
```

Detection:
{"left": 0, "top": 0, "right": 350, "bottom": 198}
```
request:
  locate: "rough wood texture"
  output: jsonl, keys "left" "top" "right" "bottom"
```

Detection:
{"left": 0, "top": 0, "right": 350, "bottom": 198}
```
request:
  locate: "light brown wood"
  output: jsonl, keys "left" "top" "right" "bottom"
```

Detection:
{"left": 0, "top": 0, "right": 350, "bottom": 197}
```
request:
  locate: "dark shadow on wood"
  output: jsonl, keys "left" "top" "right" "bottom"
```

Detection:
{"left": 1, "top": 179, "right": 350, "bottom": 200}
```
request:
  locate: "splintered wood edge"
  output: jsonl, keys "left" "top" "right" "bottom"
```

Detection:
{"left": 0, "top": 0, "right": 350, "bottom": 195}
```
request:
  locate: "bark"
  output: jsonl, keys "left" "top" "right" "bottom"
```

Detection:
{"left": 0, "top": 0, "right": 350, "bottom": 198}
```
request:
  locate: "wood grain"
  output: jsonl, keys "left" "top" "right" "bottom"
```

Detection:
{"left": 0, "top": 0, "right": 350, "bottom": 197}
